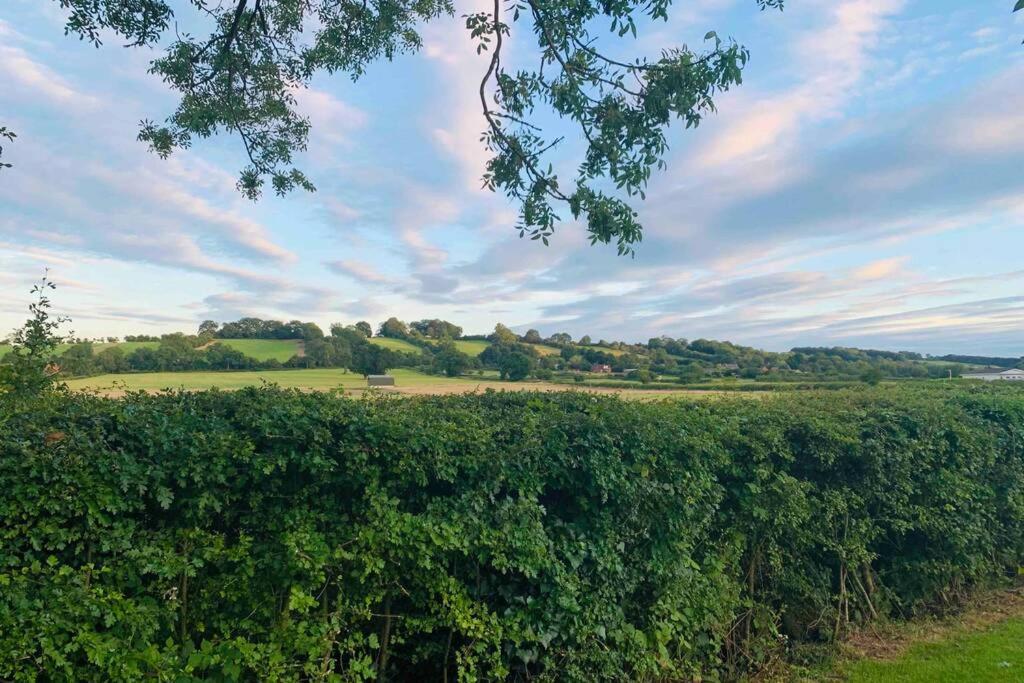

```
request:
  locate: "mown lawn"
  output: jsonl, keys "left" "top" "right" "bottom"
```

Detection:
{"left": 214, "top": 338, "right": 303, "bottom": 361}
{"left": 843, "top": 618, "right": 1024, "bottom": 682}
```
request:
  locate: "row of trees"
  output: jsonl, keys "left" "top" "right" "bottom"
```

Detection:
{"left": 11, "top": 308, "right": 1011, "bottom": 386}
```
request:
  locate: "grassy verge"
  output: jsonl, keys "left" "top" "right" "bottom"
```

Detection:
{"left": 782, "top": 585, "right": 1024, "bottom": 681}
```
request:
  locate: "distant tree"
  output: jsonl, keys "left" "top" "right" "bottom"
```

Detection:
{"left": 96, "top": 346, "right": 130, "bottom": 373}
{"left": 352, "top": 344, "right": 394, "bottom": 376}
{"left": 499, "top": 352, "right": 532, "bottom": 381}
{"left": 860, "top": 367, "right": 884, "bottom": 386}
{"left": 579, "top": 335, "right": 592, "bottom": 346}
{"left": 432, "top": 341, "right": 471, "bottom": 377}
{"left": 546, "top": 332, "right": 572, "bottom": 346}
{"left": 489, "top": 323, "right": 519, "bottom": 346}
{"left": 198, "top": 320, "right": 220, "bottom": 336}
{"left": 59, "top": 343, "right": 97, "bottom": 377}
{"left": 411, "top": 319, "right": 463, "bottom": 339}
{"left": 355, "top": 321, "right": 372, "bottom": 338}
{"left": 677, "top": 364, "right": 705, "bottom": 384}
{"left": 522, "top": 329, "right": 543, "bottom": 344}
{"left": 378, "top": 317, "right": 409, "bottom": 339}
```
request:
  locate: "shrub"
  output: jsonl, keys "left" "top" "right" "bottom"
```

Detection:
{"left": 0, "top": 385, "right": 1022, "bottom": 680}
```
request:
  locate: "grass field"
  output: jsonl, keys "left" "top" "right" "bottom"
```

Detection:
{"left": 843, "top": 618, "right": 1024, "bottom": 682}
{"left": 62, "top": 367, "right": 720, "bottom": 399}
{"left": 368, "top": 337, "right": 423, "bottom": 354}
{"left": 580, "top": 344, "right": 627, "bottom": 357}
{"left": 451, "top": 339, "right": 489, "bottom": 356}
{"left": 213, "top": 338, "right": 303, "bottom": 361}
{"left": 0, "top": 341, "right": 161, "bottom": 358}
{"left": 529, "top": 343, "right": 562, "bottom": 356}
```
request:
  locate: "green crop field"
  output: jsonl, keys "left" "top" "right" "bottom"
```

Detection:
{"left": 213, "top": 338, "right": 303, "bottom": 361}
{"left": 368, "top": 337, "right": 423, "bottom": 354}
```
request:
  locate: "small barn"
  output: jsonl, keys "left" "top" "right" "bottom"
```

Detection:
{"left": 590, "top": 364, "right": 612, "bottom": 373}
{"left": 366, "top": 374, "right": 396, "bottom": 387}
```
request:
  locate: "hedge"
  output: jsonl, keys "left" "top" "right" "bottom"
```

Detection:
{"left": 1, "top": 385, "right": 1022, "bottom": 681}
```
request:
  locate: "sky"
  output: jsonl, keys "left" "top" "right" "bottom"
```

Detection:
{"left": 1, "top": 0, "right": 1023, "bottom": 355}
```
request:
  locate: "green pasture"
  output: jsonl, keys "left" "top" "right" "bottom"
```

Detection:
{"left": 0, "top": 341, "right": 160, "bottom": 358}
{"left": 213, "top": 338, "right": 303, "bottom": 361}
{"left": 368, "top": 337, "right": 423, "bottom": 354}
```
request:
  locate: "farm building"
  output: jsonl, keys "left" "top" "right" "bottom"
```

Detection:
{"left": 366, "top": 375, "right": 395, "bottom": 386}
{"left": 963, "top": 368, "right": 1024, "bottom": 381}
{"left": 590, "top": 364, "right": 612, "bottom": 373}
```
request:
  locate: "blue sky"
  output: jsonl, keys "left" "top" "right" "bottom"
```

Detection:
{"left": 1, "top": 0, "right": 1022, "bottom": 354}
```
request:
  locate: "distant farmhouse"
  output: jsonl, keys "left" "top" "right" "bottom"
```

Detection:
{"left": 590, "top": 364, "right": 612, "bottom": 374}
{"left": 963, "top": 368, "right": 1024, "bottom": 382}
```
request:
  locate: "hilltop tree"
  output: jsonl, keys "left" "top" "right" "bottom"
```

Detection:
{"left": 410, "top": 319, "right": 463, "bottom": 339}
{"left": 355, "top": 321, "right": 373, "bottom": 338}
{"left": 198, "top": 320, "right": 220, "bottom": 336}
{"left": 489, "top": 323, "right": 519, "bottom": 345}
{"left": 378, "top": 317, "right": 409, "bottom": 339}
{"left": 546, "top": 332, "right": 572, "bottom": 346}
{"left": 40, "top": 0, "right": 787, "bottom": 253}
{"left": 522, "top": 329, "right": 542, "bottom": 344}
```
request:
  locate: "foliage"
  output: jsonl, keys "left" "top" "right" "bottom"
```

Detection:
{"left": 498, "top": 351, "right": 532, "bottom": 381}
{"left": 0, "top": 126, "right": 15, "bottom": 170}
{"left": 0, "top": 275, "right": 68, "bottom": 397}
{"left": 1, "top": 384, "right": 1023, "bottom": 680}
{"left": 409, "top": 319, "right": 463, "bottom": 340}
{"left": 377, "top": 317, "right": 410, "bottom": 340}
{"left": 431, "top": 340, "right": 473, "bottom": 377}
{"left": 216, "top": 317, "right": 324, "bottom": 341}
{"left": 48, "top": 0, "right": 783, "bottom": 251}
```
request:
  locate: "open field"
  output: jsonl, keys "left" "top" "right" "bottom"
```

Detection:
{"left": 0, "top": 340, "right": 160, "bottom": 358}
{"left": 62, "top": 367, "right": 725, "bottom": 399}
{"left": 450, "top": 339, "right": 490, "bottom": 356}
{"left": 368, "top": 337, "right": 423, "bottom": 354}
{"left": 528, "top": 343, "right": 562, "bottom": 356}
{"left": 580, "top": 344, "right": 627, "bottom": 356}
{"left": 214, "top": 338, "right": 303, "bottom": 361}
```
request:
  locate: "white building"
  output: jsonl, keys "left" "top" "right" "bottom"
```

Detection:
{"left": 963, "top": 368, "right": 1024, "bottom": 382}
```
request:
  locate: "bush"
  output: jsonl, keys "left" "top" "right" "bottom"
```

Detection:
{"left": 1, "top": 385, "right": 1022, "bottom": 680}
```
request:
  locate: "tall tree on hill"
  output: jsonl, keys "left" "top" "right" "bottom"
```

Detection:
{"left": 355, "top": 321, "right": 373, "bottom": 338}
{"left": 378, "top": 317, "right": 409, "bottom": 339}
{"left": 489, "top": 323, "right": 519, "bottom": 345}
{"left": 40, "top": 0, "right": 787, "bottom": 253}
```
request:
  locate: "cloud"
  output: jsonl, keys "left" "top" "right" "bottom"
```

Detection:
{"left": 0, "top": 43, "right": 98, "bottom": 107}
